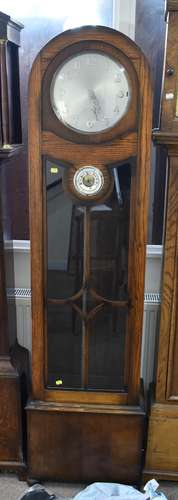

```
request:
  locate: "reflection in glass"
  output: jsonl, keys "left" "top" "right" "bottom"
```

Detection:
{"left": 88, "top": 307, "right": 127, "bottom": 391}
{"left": 47, "top": 304, "right": 82, "bottom": 388}
{"left": 91, "top": 165, "right": 130, "bottom": 300}
{"left": 46, "top": 159, "right": 83, "bottom": 299}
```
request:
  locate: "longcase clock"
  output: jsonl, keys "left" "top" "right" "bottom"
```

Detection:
{"left": 0, "top": 11, "right": 27, "bottom": 477}
{"left": 144, "top": 0, "right": 178, "bottom": 481}
{"left": 27, "top": 26, "right": 152, "bottom": 482}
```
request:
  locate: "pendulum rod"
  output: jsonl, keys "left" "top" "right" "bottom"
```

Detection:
{"left": 81, "top": 207, "right": 91, "bottom": 389}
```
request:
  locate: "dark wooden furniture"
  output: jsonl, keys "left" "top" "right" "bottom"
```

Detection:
{"left": 0, "top": 215, "right": 24, "bottom": 475}
{"left": 136, "top": 0, "right": 167, "bottom": 243}
{"left": 27, "top": 26, "right": 152, "bottom": 483}
{"left": 0, "top": 11, "right": 23, "bottom": 157}
{"left": 144, "top": 0, "right": 178, "bottom": 481}
{"left": 0, "top": 11, "right": 27, "bottom": 477}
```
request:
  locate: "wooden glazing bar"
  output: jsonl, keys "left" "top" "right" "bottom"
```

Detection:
{"left": 47, "top": 295, "right": 128, "bottom": 307}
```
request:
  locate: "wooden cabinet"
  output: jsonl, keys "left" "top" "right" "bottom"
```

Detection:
{"left": 0, "top": 11, "right": 23, "bottom": 156}
{"left": 0, "top": 11, "right": 27, "bottom": 477}
{"left": 144, "top": 0, "right": 178, "bottom": 481}
{"left": 27, "top": 26, "right": 152, "bottom": 482}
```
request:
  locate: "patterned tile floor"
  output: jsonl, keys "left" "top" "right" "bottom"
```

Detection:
{"left": 0, "top": 474, "right": 178, "bottom": 500}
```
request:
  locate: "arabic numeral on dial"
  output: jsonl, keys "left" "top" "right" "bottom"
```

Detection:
{"left": 114, "top": 105, "right": 120, "bottom": 113}
{"left": 104, "top": 61, "right": 110, "bottom": 70}
{"left": 59, "top": 73, "right": 65, "bottom": 80}
{"left": 70, "top": 114, "right": 78, "bottom": 125}
{"left": 58, "top": 89, "right": 65, "bottom": 98}
{"left": 115, "top": 72, "right": 121, "bottom": 82}
{"left": 73, "top": 60, "right": 80, "bottom": 70}
{"left": 104, "top": 116, "right": 109, "bottom": 125}
{"left": 87, "top": 120, "right": 95, "bottom": 128}
{"left": 86, "top": 55, "right": 97, "bottom": 66}
{"left": 60, "top": 102, "right": 68, "bottom": 114}
{"left": 66, "top": 70, "right": 73, "bottom": 79}
{"left": 117, "top": 90, "right": 124, "bottom": 98}
{"left": 101, "top": 115, "right": 109, "bottom": 125}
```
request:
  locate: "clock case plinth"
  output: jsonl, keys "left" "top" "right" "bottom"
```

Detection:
{"left": 27, "top": 26, "right": 152, "bottom": 483}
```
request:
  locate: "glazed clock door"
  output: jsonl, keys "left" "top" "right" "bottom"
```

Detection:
{"left": 27, "top": 26, "right": 152, "bottom": 482}
{"left": 45, "top": 158, "right": 130, "bottom": 394}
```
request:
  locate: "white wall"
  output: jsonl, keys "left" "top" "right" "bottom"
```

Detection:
{"left": 113, "top": 0, "right": 136, "bottom": 39}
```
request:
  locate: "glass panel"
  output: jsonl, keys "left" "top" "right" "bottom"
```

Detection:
{"left": 91, "top": 165, "right": 131, "bottom": 300}
{"left": 46, "top": 159, "right": 83, "bottom": 299}
{"left": 45, "top": 158, "right": 130, "bottom": 393}
{"left": 47, "top": 303, "right": 82, "bottom": 389}
{"left": 88, "top": 307, "right": 127, "bottom": 391}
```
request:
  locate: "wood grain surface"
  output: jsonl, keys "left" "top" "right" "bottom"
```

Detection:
{"left": 28, "top": 25, "right": 152, "bottom": 481}
{"left": 144, "top": 2, "right": 178, "bottom": 481}
{"left": 27, "top": 402, "right": 144, "bottom": 483}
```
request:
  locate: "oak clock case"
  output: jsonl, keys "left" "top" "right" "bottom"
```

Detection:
{"left": 27, "top": 26, "right": 152, "bottom": 482}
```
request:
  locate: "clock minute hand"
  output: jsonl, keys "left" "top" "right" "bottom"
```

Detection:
{"left": 88, "top": 89, "right": 102, "bottom": 120}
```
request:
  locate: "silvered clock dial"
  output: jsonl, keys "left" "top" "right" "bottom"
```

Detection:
{"left": 50, "top": 52, "right": 131, "bottom": 133}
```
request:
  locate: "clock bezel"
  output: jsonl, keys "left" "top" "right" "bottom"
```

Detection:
{"left": 50, "top": 51, "right": 131, "bottom": 135}
{"left": 42, "top": 40, "right": 139, "bottom": 144}
{"left": 63, "top": 163, "right": 114, "bottom": 204}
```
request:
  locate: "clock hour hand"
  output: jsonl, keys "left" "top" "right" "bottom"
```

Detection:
{"left": 88, "top": 89, "right": 102, "bottom": 120}
{"left": 114, "top": 168, "right": 123, "bottom": 206}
